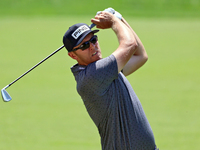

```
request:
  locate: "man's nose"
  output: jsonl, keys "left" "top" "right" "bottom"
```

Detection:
{"left": 89, "top": 42, "right": 95, "bottom": 51}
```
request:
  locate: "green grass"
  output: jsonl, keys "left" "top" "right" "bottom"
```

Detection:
{"left": 0, "top": 17, "right": 200, "bottom": 150}
{"left": 0, "top": 0, "right": 200, "bottom": 18}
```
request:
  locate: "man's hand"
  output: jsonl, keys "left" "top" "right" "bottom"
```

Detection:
{"left": 92, "top": 8, "right": 146, "bottom": 75}
{"left": 96, "top": 8, "right": 122, "bottom": 20}
{"left": 91, "top": 12, "right": 116, "bottom": 29}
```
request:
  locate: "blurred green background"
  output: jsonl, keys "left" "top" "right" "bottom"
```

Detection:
{"left": 0, "top": 0, "right": 200, "bottom": 17}
{"left": 0, "top": 0, "right": 200, "bottom": 150}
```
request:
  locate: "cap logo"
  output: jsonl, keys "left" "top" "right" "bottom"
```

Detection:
{"left": 72, "top": 25, "right": 90, "bottom": 39}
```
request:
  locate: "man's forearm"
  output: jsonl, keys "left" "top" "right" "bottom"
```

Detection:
{"left": 120, "top": 17, "right": 148, "bottom": 76}
{"left": 121, "top": 18, "right": 146, "bottom": 56}
{"left": 91, "top": 12, "right": 139, "bottom": 73}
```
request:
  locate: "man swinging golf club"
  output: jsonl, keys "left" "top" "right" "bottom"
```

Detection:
{"left": 63, "top": 8, "right": 158, "bottom": 150}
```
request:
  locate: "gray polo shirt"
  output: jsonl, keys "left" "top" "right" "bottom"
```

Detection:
{"left": 71, "top": 55, "right": 156, "bottom": 150}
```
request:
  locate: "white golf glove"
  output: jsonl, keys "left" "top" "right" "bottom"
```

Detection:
{"left": 114, "top": 10, "right": 122, "bottom": 20}
{"left": 96, "top": 7, "right": 122, "bottom": 20}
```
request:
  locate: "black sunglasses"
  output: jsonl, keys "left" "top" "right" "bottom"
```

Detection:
{"left": 72, "top": 35, "right": 98, "bottom": 52}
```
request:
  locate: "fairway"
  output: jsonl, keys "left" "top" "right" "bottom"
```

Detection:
{"left": 0, "top": 17, "right": 200, "bottom": 150}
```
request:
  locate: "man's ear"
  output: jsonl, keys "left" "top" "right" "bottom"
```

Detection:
{"left": 68, "top": 52, "right": 78, "bottom": 60}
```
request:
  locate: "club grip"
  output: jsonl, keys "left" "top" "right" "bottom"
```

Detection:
{"left": 89, "top": 23, "right": 96, "bottom": 29}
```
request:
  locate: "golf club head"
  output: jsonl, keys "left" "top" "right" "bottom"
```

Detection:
{"left": 1, "top": 86, "right": 12, "bottom": 102}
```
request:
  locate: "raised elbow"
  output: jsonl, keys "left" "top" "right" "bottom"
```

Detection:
{"left": 142, "top": 51, "right": 148, "bottom": 64}
{"left": 144, "top": 52, "right": 148, "bottom": 61}
{"left": 126, "top": 39, "right": 138, "bottom": 51}
{"left": 131, "top": 40, "right": 138, "bottom": 50}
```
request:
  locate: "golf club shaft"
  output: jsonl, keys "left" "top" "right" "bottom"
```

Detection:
{"left": 2, "top": 8, "right": 117, "bottom": 102}
{"left": 1, "top": 23, "right": 97, "bottom": 102}
{"left": 8, "top": 45, "right": 64, "bottom": 87}
{"left": 7, "top": 24, "right": 96, "bottom": 88}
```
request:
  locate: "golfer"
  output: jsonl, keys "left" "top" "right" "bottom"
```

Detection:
{"left": 63, "top": 10, "right": 158, "bottom": 150}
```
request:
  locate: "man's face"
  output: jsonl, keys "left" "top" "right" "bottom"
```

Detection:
{"left": 68, "top": 33, "right": 102, "bottom": 66}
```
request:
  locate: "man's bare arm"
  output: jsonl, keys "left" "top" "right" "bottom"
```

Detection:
{"left": 91, "top": 12, "right": 138, "bottom": 73}
{"left": 121, "top": 18, "right": 148, "bottom": 76}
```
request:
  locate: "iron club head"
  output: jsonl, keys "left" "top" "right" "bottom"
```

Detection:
{"left": 1, "top": 85, "right": 12, "bottom": 102}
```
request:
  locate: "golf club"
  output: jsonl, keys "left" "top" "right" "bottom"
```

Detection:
{"left": 1, "top": 8, "right": 117, "bottom": 102}
{"left": 1, "top": 45, "right": 64, "bottom": 102}
{"left": 1, "top": 24, "right": 95, "bottom": 102}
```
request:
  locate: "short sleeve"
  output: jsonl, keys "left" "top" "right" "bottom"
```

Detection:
{"left": 77, "top": 54, "right": 118, "bottom": 96}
